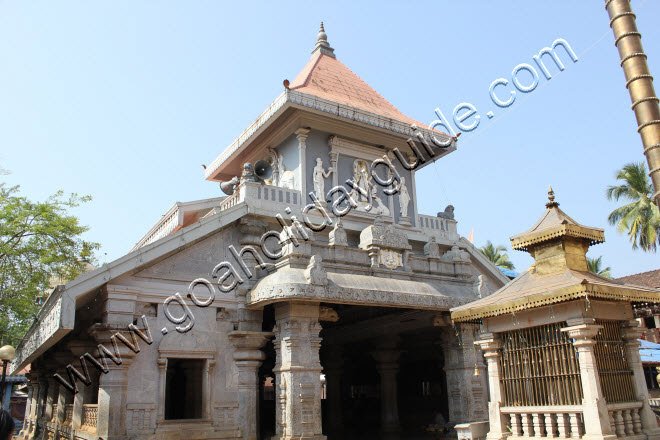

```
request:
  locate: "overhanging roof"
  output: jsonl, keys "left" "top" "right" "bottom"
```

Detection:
{"left": 451, "top": 267, "right": 660, "bottom": 322}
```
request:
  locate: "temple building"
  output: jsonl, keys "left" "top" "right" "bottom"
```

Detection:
{"left": 10, "top": 24, "right": 511, "bottom": 440}
{"left": 451, "top": 189, "right": 660, "bottom": 440}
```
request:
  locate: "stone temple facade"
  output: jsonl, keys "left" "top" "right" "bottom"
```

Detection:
{"left": 10, "top": 24, "right": 510, "bottom": 440}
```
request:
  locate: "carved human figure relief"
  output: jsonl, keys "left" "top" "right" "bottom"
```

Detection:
{"left": 265, "top": 148, "right": 281, "bottom": 186}
{"left": 369, "top": 184, "right": 390, "bottom": 216}
{"left": 279, "top": 170, "right": 295, "bottom": 189}
{"left": 398, "top": 176, "right": 411, "bottom": 217}
{"left": 350, "top": 160, "right": 372, "bottom": 211}
{"left": 312, "top": 158, "right": 334, "bottom": 200}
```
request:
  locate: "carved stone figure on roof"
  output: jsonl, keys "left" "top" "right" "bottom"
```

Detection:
{"left": 240, "top": 162, "right": 258, "bottom": 184}
{"left": 424, "top": 236, "right": 440, "bottom": 257}
{"left": 437, "top": 205, "right": 455, "bottom": 220}
{"left": 305, "top": 255, "right": 327, "bottom": 286}
{"left": 313, "top": 157, "right": 334, "bottom": 201}
{"left": 329, "top": 218, "right": 348, "bottom": 246}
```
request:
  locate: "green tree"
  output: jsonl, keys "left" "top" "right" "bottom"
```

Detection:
{"left": 587, "top": 256, "right": 611, "bottom": 278}
{"left": 479, "top": 241, "right": 515, "bottom": 270}
{"left": 0, "top": 183, "right": 99, "bottom": 343}
{"left": 606, "top": 162, "right": 660, "bottom": 252}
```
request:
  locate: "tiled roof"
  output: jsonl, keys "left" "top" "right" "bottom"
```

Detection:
{"left": 616, "top": 269, "right": 660, "bottom": 289}
{"left": 290, "top": 52, "right": 438, "bottom": 132}
{"left": 510, "top": 190, "right": 604, "bottom": 251}
{"left": 451, "top": 267, "right": 660, "bottom": 322}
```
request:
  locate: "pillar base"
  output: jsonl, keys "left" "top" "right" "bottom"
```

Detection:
{"left": 643, "top": 427, "right": 660, "bottom": 440}
{"left": 581, "top": 434, "right": 618, "bottom": 440}
{"left": 270, "top": 435, "right": 327, "bottom": 440}
{"left": 486, "top": 431, "right": 511, "bottom": 440}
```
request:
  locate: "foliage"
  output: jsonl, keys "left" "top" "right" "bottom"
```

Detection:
{"left": 0, "top": 183, "right": 99, "bottom": 344}
{"left": 606, "top": 162, "right": 660, "bottom": 252}
{"left": 479, "top": 240, "right": 515, "bottom": 270}
{"left": 587, "top": 256, "right": 611, "bottom": 278}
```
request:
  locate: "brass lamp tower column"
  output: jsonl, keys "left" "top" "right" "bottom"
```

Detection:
{"left": 605, "top": 0, "right": 660, "bottom": 204}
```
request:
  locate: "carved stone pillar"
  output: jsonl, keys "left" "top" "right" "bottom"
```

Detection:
{"left": 272, "top": 302, "right": 325, "bottom": 440}
{"left": 92, "top": 328, "right": 136, "bottom": 440}
{"left": 442, "top": 325, "right": 488, "bottom": 425}
{"left": 372, "top": 343, "right": 402, "bottom": 437}
{"left": 295, "top": 128, "right": 310, "bottom": 200}
{"left": 156, "top": 358, "right": 167, "bottom": 423}
{"left": 97, "top": 361, "right": 132, "bottom": 440}
{"left": 475, "top": 334, "right": 509, "bottom": 440}
{"left": 18, "top": 380, "right": 34, "bottom": 438}
{"left": 28, "top": 376, "right": 41, "bottom": 438}
{"left": 35, "top": 374, "right": 48, "bottom": 439}
{"left": 562, "top": 323, "right": 616, "bottom": 440}
{"left": 229, "top": 330, "right": 273, "bottom": 440}
{"left": 44, "top": 377, "right": 58, "bottom": 424}
{"left": 622, "top": 321, "right": 660, "bottom": 440}
{"left": 323, "top": 345, "right": 343, "bottom": 438}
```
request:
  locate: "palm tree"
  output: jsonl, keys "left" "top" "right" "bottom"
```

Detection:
{"left": 587, "top": 256, "right": 611, "bottom": 278}
{"left": 479, "top": 241, "right": 515, "bottom": 270}
{"left": 606, "top": 162, "right": 660, "bottom": 252}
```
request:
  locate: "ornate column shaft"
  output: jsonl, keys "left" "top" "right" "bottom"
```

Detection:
{"left": 562, "top": 324, "right": 616, "bottom": 440}
{"left": 273, "top": 302, "right": 325, "bottom": 440}
{"left": 295, "top": 128, "right": 310, "bottom": 200}
{"left": 229, "top": 330, "right": 273, "bottom": 440}
{"left": 475, "top": 334, "right": 509, "bottom": 440}
{"left": 622, "top": 321, "right": 660, "bottom": 440}
{"left": 372, "top": 346, "right": 402, "bottom": 436}
{"left": 92, "top": 328, "right": 136, "bottom": 440}
{"left": 442, "top": 324, "right": 488, "bottom": 424}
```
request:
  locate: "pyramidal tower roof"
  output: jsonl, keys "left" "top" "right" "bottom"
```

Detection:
{"left": 288, "top": 23, "right": 431, "bottom": 129}
{"left": 510, "top": 187, "right": 605, "bottom": 252}
{"left": 203, "top": 23, "right": 454, "bottom": 181}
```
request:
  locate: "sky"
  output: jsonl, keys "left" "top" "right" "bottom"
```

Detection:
{"left": 1, "top": 1, "right": 659, "bottom": 277}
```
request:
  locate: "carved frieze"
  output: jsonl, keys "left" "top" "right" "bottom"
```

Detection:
{"left": 359, "top": 218, "right": 411, "bottom": 251}
{"left": 379, "top": 249, "right": 402, "bottom": 270}
{"left": 247, "top": 282, "right": 469, "bottom": 310}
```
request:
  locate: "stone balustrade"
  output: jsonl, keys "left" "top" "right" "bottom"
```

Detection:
{"left": 50, "top": 404, "right": 57, "bottom": 422}
{"left": 81, "top": 404, "right": 99, "bottom": 432}
{"left": 64, "top": 404, "right": 73, "bottom": 424}
{"left": 502, "top": 406, "right": 585, "bottom": 439}
{"left": 607, "top": 402, "right": 643, "bottom": 439}
{"left": 418, "top": 213, "right": 459, "bottom": 241}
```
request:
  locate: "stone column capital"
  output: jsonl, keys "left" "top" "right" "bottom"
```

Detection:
{"left": 295, "top": 127, "right": 311, "bottom": 142}
{"left": 371, "top": 349, "right": 403, "bottom": 367}
{"left": 562, "top": 324, "right": 602, "bottom": 342}
{"left": 622, "top": 320, "right": 645, "bottom": 342}
{"left": 475, "top": 334, "right": 502, "bottom": 355}
{"left": 229, "top": 330, "right": 274, "bottom": 362}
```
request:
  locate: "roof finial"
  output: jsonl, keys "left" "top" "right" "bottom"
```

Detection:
{"left": 546, "top": 186, "right": 559, "bottom": 208}
{"left": 312, "top": 21, "right": 336, "bottom": 59}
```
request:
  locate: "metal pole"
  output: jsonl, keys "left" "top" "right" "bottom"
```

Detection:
{"left": 605, "top": 0, "right": 660, "bottom": 204}
{"left": 0, "top": 360, "right": 7, "bottom": 408}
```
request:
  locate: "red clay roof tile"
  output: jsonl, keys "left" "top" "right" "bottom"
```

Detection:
{"left": 290, "top": 52, "right": 439, "bottom": 131}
